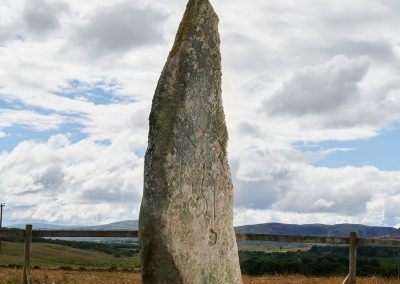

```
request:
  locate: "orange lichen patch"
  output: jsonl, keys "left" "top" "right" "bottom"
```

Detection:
{"left": 215, "top": 141, "right": 222, "bottom": 153}
{"left": 198, "top": 127, "right": 206, "bottom": 137}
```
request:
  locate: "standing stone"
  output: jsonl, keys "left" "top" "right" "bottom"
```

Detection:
{"left": 139, "top": 0, "right": 242, "bottom": 283}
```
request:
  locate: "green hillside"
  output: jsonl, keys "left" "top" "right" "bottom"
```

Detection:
{"left": 0, "top": 242, "right": 139, "bottom": 270}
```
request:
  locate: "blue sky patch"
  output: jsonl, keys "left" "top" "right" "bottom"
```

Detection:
{"left": 296, "top": 127, "right": 400, "bottom": 171}
{"left": 135, "top": 147, "right": 147, "bottom": 158}
{"left": 0, "top": 96, "right": 59, "bottom": 116}
{"left": 15, "top": 35, "right": 25, "bottom": 42}
{"left": 95, "top": 139, "right": 112, "bottom": 146}
{"left": 0, "top": 78, "right": 135, "bottom": 152}
{"left": 0, "top": 122, "right": 87, "bottom": 153}
{"left": 53, "top": 79, "right": 134, "bottom": 105}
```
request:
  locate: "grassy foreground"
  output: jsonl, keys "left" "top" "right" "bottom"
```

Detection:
{"left": 0, "top": 269, "right": 140, "bottom": 284}
{"left": 243, "top": 275, "right": 400, "bottom": 283}
{"left": 1, "top": 269, "right": 400, "bottom": 284}
{"left": 0, "top": 242, "right": 139, "bottom": 269}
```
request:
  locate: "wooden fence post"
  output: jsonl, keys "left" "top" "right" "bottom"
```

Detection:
{"left": 342, "top": 232, "right": 358, "bottom": 284}
{"left": 22, "top": 224, "right": 32, "bottom": 284}
{"left": 349, "top": 232, "right": 358, "bottom": 284}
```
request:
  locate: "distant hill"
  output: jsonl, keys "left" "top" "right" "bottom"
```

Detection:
{"left": 78, "top": 220, "right": 138, "bottom": 231}
{"left": 235, "top": 223, "right": 397, "bottom": 237}
{"left": 8, "top": 220, "right": 397, "bottom": 238}
{"left": 6, "top": 223, "right": 77, "bottom": 230}
{"left": 386, "top": 230, "right": 400, "bottom": 239}
{"left": 7, "top": 220, "right": 138, "bottom": 231}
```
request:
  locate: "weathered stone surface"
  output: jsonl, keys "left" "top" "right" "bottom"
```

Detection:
{"left": 139, "top": 0, "right": 242, "bottom": 283}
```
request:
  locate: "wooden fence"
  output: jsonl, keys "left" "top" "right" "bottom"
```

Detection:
{"left": 1, "top": 225, "right": 400, "bottom": 284}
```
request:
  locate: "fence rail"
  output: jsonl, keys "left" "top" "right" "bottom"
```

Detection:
{"left": 236, "top": 232, "right": 400, "bottom": 247}
{"left": 1, "top": 226, "right": 400, "bottom": 284}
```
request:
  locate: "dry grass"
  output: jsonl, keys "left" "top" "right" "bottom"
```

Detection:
{"left": 243, "top": 275, "right": 400, "bottom": 283}
{"left": 1, "top": 269, "right": 400, "bottom": 284}
{"left": 0, "top": 269, "right": 141, "bottom": 284}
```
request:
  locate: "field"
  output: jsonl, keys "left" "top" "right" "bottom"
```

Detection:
{"left": 243, "top": 275, "right": 400, "bottom": 283}
{"left": 0, "top": 242, "right": 139, "bottom": 269}
{"left": 1, "top": 269, "right": 400, "bottom": 284}
{"left": 1, "top": 241, "right": 400, "bottom": 283}
{"left": 0, "top": 269, "right": 140, "bottom": 284}
{"left": 238, "top": 244, "right": 311, "bottom": 253}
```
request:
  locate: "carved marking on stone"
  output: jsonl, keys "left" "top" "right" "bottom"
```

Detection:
{"left": 201, "top": 187, "right": 209, "bottom": 217}
{"left": 185, "top": 133, "right": 196, "bottom": 147}
{"left": 198, "top": 187, "right": 213, "bottom": 220}
{"left": 187, "top": 196, "right": 207, "bottom": 218}
{"left": 208, "top": 229, "right": 217, "bottom": 246}
{"left": 213, "top": 186, "right": 216, "bottom": 220}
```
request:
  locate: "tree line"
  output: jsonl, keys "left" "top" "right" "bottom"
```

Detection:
{"left": 239, "top": 246, "right": 400, "bottom": 277}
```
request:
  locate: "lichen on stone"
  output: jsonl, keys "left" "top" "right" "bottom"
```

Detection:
{"left": 139, "top": 0, "right": 242, "bottom": 283}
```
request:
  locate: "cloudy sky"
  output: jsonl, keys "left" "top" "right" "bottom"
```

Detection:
{"left": 1, "top": 0, "right": 400, "bottom": 227}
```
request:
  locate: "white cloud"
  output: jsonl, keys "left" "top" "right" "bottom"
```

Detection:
{"left": 69, "top": 2, "right": 168, "bottom": 58}
{"left": 78, "top": 102, "right": 149, "bottom": 142}
{"left": 0, "top": 133, "right": 144, "bottom": 225}
{"left": 263, "top": 55, "right": 370, "bottom": 118}
{"left": 0, "top": 0, "right": 71, "bottom": 44}
{"left": 22, "top": 0, "right": 70, "bottom": 37}
{"left": 260, "top": 55, "right": 400, "bottom": 134}
{"left": 314, "top": 199, "right": 335, "bottom": 209}
{"left": 232, "top": 144, "right": 400, "bottom": 226}
{"left": 0, "top": 109, "right": 64, "bottom": 131}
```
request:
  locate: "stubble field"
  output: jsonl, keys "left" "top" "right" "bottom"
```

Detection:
{"left": 1, "top": 269, "right": 400, "bottom": 284}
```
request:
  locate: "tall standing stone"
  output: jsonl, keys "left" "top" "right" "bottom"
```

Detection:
{"left": 139, "top": 0, "right": 242, "bottom": 283}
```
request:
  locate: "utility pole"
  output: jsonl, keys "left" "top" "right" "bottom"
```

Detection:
{"left": 0, "top": 203, "right": 5, "bottom": 250}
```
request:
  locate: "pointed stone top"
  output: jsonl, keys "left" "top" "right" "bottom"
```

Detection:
{"left": 170, "top": 0, "right": 219, "bottom": 57}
